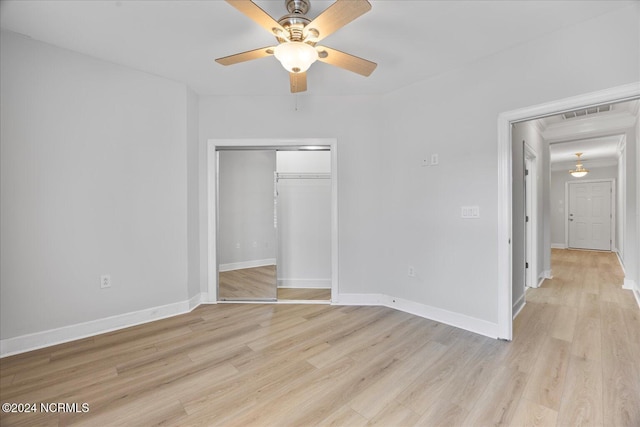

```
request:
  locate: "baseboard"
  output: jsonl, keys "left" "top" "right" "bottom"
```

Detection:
{"left": 536, "top": 270, "right": 552, "bottom": 287}
{"left": 277, "top": 279, "right": 331, "bottom": 289}
{"left": 551, "top": 243, "right": 566, "bottom": 249}
{"left": 513, "top": 294, "right": 525, "bottom": 319}
{"left": 333, "top": 293, "right": 386, "bottom": 305}
{"left": 622, "top": 279, "right": 640, "bottom": 308}
{"left": 615, "top": 252, "right": 626, "bottom": 275}
{"left": 334, "top": 293, "right": 498, "bottom": 339}
{"left": 218, "top": 258, "right": 276, "bottom": 272}
{"left": 189, "top": 292, "right": 209, "bottom": 310}
{"left": 0, "top": 294, "right": 208, "bottom": 358}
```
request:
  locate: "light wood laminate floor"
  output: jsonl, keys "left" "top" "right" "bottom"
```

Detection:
{"left": 219, "top": 266, "right": 331, "bottom": 301}
{"left": 1, "top": 249, "right": 638, "bottom": 426}
{"left": 218, "top": 266, "right": 277, "bottom": 300}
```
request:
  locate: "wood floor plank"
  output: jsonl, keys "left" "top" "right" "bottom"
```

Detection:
{"left": 550, "top": 304, "right": 578, "bottom": 342}
{"left": 277, "top": 287, "right": 331, "bottom": 300}
{"left": 396, "top": 332, "right": 486, "bottom": 415}
{"left": 557, "top": 356, "right": 603, "bottom": 427}
{"left": 522, "top": 336, "right": 572, "bottom": 411}
{"left": 348, "top": 340, "right": 448, "bottom": 419}
{"left": 602, "top": 357, "right": 640, "bottom": 426}
{"left": 415, "top": 398, "right": 470, "bottom": 427}
{"left": 462, "top": 366, "right": 528, "bottom": 426}
{"left": 316, "top": 404, "right": 369, "bottom": 427}
{"left": 510, "top": 398, "right": 559, "bottom": 427}
{"left": 571, "top": 315, "right": 601, "bottom": 362}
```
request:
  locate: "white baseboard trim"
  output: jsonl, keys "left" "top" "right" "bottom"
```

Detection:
{"left": 189, "top": 292, "right": 209, "bottom": 310}
{"left": 513, "top": 294, "right": 525, "bottom": 319}
{"left": 622, "top": 279, "right": 640, "bottom": 308}
{"left": 551, "top": 243, "right": 566, "bottom": 249}
{"left": 218, "top": 258, "right": 276, "bottom": 272}
{"left": 535, "top": 270, "right": 552, "bottom": 288}
{"left": 615, "top": 252, "right": 626, "bottom": 275}
{"left": 333, "top": 293, "right": 386, "bottom": 306}
{"left": 334, "top": 293, "right": 498, "bottom": 339}
{"left": 277, "top": 279, "right": 331, "bottom": 289}
{"left": 0, "top": 293, "right": 208, "bottom": 358}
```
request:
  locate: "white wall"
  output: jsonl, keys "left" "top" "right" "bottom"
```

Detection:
{"left": 372, "top": 5, "right": 639, "bottom": 324}
{"left": 187, "top": 88, "right": 200, "bottom": 299}
{"left": 277, "top": 178, "right": 332, "bottom": 288}
{"left": 622, "top": 124, "right": 638, "bottom": 283}
{"left": 550, "top": 166, "right": 618, "bottom": 247}
{"left": 276, "top": 151, "right": 331, "bottom": 173}
{"left": 0, "top": 32, "right": 193, "bottom": 341}
{"left": 511, "top": 121, "right": 549, "bottom": 311}
{"left": 276, "top": 151, "right": 332, "bottom": 288}
{"left": 199, "top": 5, "right": 639, "bottom": 330}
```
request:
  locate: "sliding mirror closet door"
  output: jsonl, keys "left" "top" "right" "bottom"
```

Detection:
{"left": 217, "top": 150, "right": 277, "bottom": 301}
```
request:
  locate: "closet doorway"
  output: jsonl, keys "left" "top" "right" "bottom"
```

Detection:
{"left": 211, "top": 139, "right": 337, "bottom": 303}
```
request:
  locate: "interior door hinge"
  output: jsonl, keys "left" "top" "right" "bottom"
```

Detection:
{"left": 526, "top": 215, "right": 529, "bottom": 222}
{"left": 525, "top": 262, "right": 529, "bottom": 269}
{"left": 525, "top": 169, "right": 529, "bottom": 176}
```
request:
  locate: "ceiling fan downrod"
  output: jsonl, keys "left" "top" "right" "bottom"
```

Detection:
{"left": 286, "top": 0, "right": 310, "bottom": 14}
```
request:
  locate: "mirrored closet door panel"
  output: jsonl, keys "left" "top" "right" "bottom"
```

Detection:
{"left": 217, "top": 150, "right": 277, "bottom": 301}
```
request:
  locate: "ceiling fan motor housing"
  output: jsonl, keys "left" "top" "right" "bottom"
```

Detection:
{"left": 278, "top": 0, "right": 313, "bottom": 42}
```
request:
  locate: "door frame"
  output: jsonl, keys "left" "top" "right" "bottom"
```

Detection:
{"left": 497, "top": 82, "right": 639, "bottom": 340}
{"left": 206, "top": 138, "right": 338, "bottom": 303}
{"left": 565, "top": 179, "right": 615, "bottom": 250}
{"left": 524, "top": 144, "right": 538, "bottom": 288}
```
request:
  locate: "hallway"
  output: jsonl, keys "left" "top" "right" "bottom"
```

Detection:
{"left": 516, "top": 248, "right": 639, "bottom": 425}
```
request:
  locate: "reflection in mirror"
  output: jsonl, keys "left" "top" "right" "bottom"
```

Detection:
{"left": 217, "top": 150, "right": 277, "bottom": 301}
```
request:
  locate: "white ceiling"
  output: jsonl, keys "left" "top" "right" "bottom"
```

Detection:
{"left": 544, "top": 99, "right": 638, "bottom": 169}
{"left": 549, "top": 136, "right": 622, "bottom": 171}
{"left": 0, "top": 0, "right": 634, "bottom": 96}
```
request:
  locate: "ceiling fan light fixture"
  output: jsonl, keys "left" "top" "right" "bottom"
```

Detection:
{"left": 569, "top": 152, "right": 589, "bottom": 178}
{"left": 274, "top": 41, "right": 318, "bottom": 73}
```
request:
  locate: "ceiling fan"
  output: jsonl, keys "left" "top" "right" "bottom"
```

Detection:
{"left": 215, "top": 0, "right": 377, "bottom": 93}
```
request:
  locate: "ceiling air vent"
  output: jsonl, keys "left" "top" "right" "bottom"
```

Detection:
{"left": 563, "top": 104, "right": 611, "bottom": 120}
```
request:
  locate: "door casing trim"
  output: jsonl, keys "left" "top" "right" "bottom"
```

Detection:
{"left": 497, "top": 82, "right": 640, "bottom": 340}
{"left": 206, "top": 138, "right": 338, "bottom": 303}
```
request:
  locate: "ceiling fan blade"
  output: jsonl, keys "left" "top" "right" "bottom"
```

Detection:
{"left": 225, "top": 0, "right": 287, "bottom": 39}
{"left": 290, "top": 72, "right": 307, "bottom": 93}
{"left": 215, "top": 46, "right": 275, "bottom": 66}
{"left": 305, "top": 0, "right": 372, "bottom": 42}
{"left": 316, "top": 46, "right": 377, "bottom": 76}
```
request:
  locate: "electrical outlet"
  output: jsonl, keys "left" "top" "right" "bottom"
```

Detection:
{"left": 408, "top": 266, "right": 416, "bottom": 277}
{"left": 100, "top": 274, "right": 111, "bottom": 289}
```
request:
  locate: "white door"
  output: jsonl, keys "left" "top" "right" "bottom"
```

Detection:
{"left": 568, "top": 181, "right": 611, "bottom": 250}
